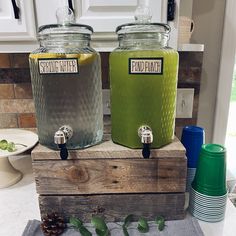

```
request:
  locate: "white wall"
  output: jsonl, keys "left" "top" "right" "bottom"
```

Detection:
{"left": 180, "top": 0, "right": 193, "bottom": 17}
{"left": 191, "top": 0, "right": 226, "bottom": 142}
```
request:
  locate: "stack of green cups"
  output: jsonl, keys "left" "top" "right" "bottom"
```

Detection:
{"left": 192, "top": 144, "right": 226, "bottom": 196}
{"left": 189, "top": 144, "right": 227, "bottom": 222}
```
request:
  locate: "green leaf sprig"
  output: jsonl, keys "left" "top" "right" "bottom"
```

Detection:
{"left": 0, "top": 139, "right": 27, "bottom": 153}
{"left": 155, "top": 216, "right": 166, "bottom": 231}
{"left": 137, "top": 217, "right": 149, "bottom": 233}
{"left": 69, "top": 213, "right": 165, "bottom": 235}
{"left": 0, "top": 140, "right": 16, "bottom": 152}
{"left": 69, "top": 217, "right": 92, "bottom": 236}
{"left": 91, "top": 216, "right": 110, "bottom": 236}
{"left": 122, "top": 214, "right": 134, "bottom": 236}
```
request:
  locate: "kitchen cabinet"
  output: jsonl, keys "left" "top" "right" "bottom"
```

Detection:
{"left": 73, "top": 0, "right": 177, "bottom": 50}
{"left": 0, "top": 0, "right": 181, "bottom": 52}
{"left": 0, "top": 0, "right": 36, "bottom": 41}
{"left": 74, "top": 0, "right": 167, "bottom": 32}
{"left": 34, "top": 0, "right": 68, "bottom": 27}
{"left": 34, "top": 0, "right": 176, "bottom": 50}
{"left": 35, "top": 0, "right": 180, "bottom": 50}
{"left": 35, "top": 0, "right": 167, "bottom": 30}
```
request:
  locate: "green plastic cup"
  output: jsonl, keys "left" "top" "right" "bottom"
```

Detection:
{"left": 192, "top": 144, "right": 227, "bottom": 196}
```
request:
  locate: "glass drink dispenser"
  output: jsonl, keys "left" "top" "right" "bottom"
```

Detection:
{"left": 110, "top": 10, "right": 178, "bottom": 157}
{"left": 29, "top": 8, "right": 103, "bottom": 159}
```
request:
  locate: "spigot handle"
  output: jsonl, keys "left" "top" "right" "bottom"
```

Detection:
{"left": 58, "top": 144, "right": 68, "bottom": 160}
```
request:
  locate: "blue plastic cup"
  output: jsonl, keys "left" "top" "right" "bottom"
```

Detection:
{"left": 181, "top": 126, "right": 205, "bottom": 168}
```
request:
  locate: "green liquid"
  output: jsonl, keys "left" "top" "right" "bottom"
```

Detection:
{"left": 110, "top": 49, "right": 178, "bottom": 148}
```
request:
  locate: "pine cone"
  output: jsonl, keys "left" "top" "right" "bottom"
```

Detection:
{"left": 41, "top": 213, "right": 67, "bottom": 236}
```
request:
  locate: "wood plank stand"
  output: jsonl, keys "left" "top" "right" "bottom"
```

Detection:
{"left": 32, "top": 137, "right": 187, "bottom": 222}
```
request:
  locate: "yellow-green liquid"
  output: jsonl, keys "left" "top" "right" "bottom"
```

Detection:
{"left": 110, "top": 49, "right": 178, "bottom": 148}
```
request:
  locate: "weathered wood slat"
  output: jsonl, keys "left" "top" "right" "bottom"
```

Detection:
{"left": 33, "top": 158, "right": 186, "bottom": 195}
{"left": 32, "top": 137, "right": 185, "bottom": 161}
{"left": 39, "top": 193, "right": 186, "bottom": 222}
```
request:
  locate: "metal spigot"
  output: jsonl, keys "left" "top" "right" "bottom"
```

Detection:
{"left": 54, "top": 125, "right": 73, "bottom": 160}
{"left": 138, "top": 126, "right": 153, "bottom": 159}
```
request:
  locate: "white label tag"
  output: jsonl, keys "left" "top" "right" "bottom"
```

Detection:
{"left": 129, "top": 58, "right": 163, "bottom": 74}
{"left": 38, "top": 58, "right": 79, "bottom": 74}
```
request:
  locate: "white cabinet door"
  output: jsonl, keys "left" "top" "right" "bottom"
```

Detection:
{"left": 0, "top": 0, "right": 36, "bottom": 41}
{"left": 75, "top": 0, "right": 167, "bottom": 32}
{"left": 35, "top": 0, "right": 70, "bottom": 27}
{"left": 34, "top": 0, "right": 179, "bottom": 50}
{"left": 35, "top": 0, "right": 167, "bottom": 30}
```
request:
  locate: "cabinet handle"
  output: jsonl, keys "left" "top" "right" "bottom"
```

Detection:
{"left": 11, "top": 0, "right": 20, "bottom": 19}
{"left": 68, "top": 0, "right": 74, "bottom": 13}
{"left": 167, "top": 0, "right": 175, "bottom": 21}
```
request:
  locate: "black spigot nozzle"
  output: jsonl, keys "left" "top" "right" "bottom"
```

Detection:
{"left": 58, "top": 143, "right": 68, "bottom": 160}
{"left": 54, "top": 125, "right": 73, "bottom": 160}
{"left": 138, "top": 126, "right": 153, "bottom": 159}
{"left": 142, "top": 143, "right": 151, "bottom": 159}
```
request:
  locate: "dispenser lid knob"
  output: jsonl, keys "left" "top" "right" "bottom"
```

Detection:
{"left": 134, "top": 4, "right": 152, "bottom": 23}
{"left": 56, "top": 6, "right": 75, "bottom": 25}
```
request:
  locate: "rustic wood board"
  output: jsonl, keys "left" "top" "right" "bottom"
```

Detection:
{"left": 39, "top": 193, "right": 186, "bottom": 222}
{"left": 32, "top": 137, "right": 185, "bottom": 161}
{"left": 33, "top": 158, "right": 186, "bottom": 195}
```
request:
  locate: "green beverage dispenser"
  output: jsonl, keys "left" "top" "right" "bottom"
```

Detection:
{"left": 110, "top": 9, "right": 178, "bottom": 157}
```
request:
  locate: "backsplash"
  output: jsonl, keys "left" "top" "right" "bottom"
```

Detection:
{"left": 0, "top": 54, "right": 33, "bottom": 128}
{"left": 0, "top": 52, "right": 203, "bottom": 139}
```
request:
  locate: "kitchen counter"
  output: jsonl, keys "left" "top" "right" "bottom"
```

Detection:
{"left": 198, "top": 198, "right": 236, "bottom": 236}
{"left": 0, "top": 154, "right": 236, "bottom": 236}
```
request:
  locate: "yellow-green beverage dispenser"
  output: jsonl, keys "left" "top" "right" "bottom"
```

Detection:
{"left": 110, "top": 12, "right": 179, "bottom": 157}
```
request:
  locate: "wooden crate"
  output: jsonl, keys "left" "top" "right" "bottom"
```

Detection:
{"left": 32, "top": 135, "right": 187, "bottom": 221}
{"left": 39, "top": 193, "right": 186, "bottom": 222}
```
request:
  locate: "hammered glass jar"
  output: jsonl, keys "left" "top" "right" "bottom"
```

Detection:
{"left": 29, "top": 8, "right": 103, "bottom": 150}
{"left": 110, "top": 17, "right": 179, "bottom": 149}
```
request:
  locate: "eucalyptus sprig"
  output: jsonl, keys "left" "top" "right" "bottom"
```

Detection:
{"left": 91, "top": 216, "right": 110, "bottom": 236}
{"left": 0, "top": 139, "right": 27, "bottom": 152}
{"left": 122, "top": 214, "right": 134, "bottom": 236}
{"left": 137, "top": 217, "right": 149, "bottom": 233}
{"left": 155, "top": 216, "right": 166, "bottom": 231}
{"left": 69, "top": 217, "right": 92, "bottom": 236}
{"left": 0, "top": 139, "right": 16, "bottom": 152}
{"left": 69, "top": 213, "right": 166, "bottom": 235}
